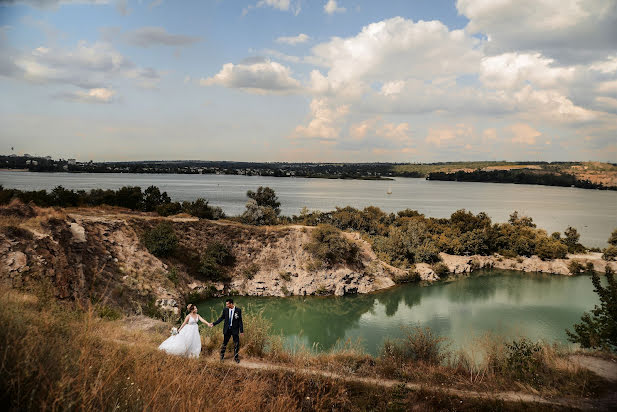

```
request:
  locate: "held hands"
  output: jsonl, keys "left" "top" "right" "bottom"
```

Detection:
{"left": 207, "top": 322, "right": 213, "bottom": 328}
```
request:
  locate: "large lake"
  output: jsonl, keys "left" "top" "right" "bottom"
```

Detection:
{"left": 1, "top": 171, "right": 616, "bottom": 246}
{"left": 198, "top": 271, "right": 600, "bottom": 356}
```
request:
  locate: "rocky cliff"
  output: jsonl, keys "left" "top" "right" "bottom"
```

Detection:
{"left": 1, "top": 201, "right": 614, "bottom": 315}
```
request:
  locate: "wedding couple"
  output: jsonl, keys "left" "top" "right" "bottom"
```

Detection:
{"left": 158, "top": 298, "right": 244, "bottom": 363}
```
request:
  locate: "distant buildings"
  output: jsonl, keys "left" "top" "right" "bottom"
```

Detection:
{"left": 68, "top": 159, "right": 76, "bottom": 165}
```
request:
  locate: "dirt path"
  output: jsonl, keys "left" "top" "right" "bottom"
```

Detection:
{"left": 214, "top": 358, "right": 611, "bottom": 410}
{"left": 570, "top": 355, "right": 617, "bottom": 382}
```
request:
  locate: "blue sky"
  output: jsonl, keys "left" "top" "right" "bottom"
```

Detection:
{"left": 0, "top": 0, "right": 616, "bottom": 162}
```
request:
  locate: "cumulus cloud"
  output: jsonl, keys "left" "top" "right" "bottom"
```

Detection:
{"left": 308, "top": 17, "right": 481, "bottom": 96}
{"left": 276, "top": 33, "right": 310, "bottom": 45}
{"left": 55, "top": 87, "right": 116, "bottom": 103}
{"left": 200, "top": 59, "right": 302, "bottom": 94}
{"left": 0, "top": 40, "right": 161, "bottom": 97}
{"left": 292, "top": 98, "right": 349, "bottom": 140}
{"left": 507, "top": 123, "right": 542, "bottom": 145}
{"left": 426, "top": 124, "right": 473, "bottom": 146}
{"left": 244, "top": 0, "right": 301, "bottom": 15}
{"left": 457, "top": 0, "right": 617, "bottom": 64}
{"left": 324, "top": 0, "right": 345, "bottom": 15}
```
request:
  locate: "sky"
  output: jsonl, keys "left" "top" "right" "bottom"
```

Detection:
{"left": 0, "top": 0, "right": 616, "bottom": 163}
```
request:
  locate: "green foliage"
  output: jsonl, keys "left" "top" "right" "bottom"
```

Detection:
{"left": 156, "top": 201, "right": 183, "bottom": 217}
{"left": 304, "top": 224, "right": 359, "bottom": 266}
{"left": 279, "top": 271, "right": 292, "bottom": 282}
{"left": 204, "top": 242, "right": 235, "bottom": 266}
{"left": 503, "top": 338, "right": 543, "bottom": 384}
{"left": 142, "top": 222, "right": 178, "bottom": 257}
{"left": 246, "top": 186, "right": 280, "bottom": 215}
{"left": 196, "top": 242, "right": 234, "bottom": 281}
{"left": 243, "top": 263, "right": 260, "bottom": 280}
{"left": 431, "top": 262, "right": 450, "bottom": 278}
{"left": 535, "top": 238, "right": 568, "bottom": 260}
{"left": 97, "top": 305, "right": 122, "bottom": 320}
{"left": 241, "top": 198, "right": 278, "bottom": 226}
{"left": 609, "top": 228, "right": 617, "bottom": 246}
{"left": 602, "top": 245, "right": 617, "bottom": 261}
{"left": 167, "top": 266, "right": 179, "bottom": 286}
{"left": 508, "top": 211, "right": 536, "bottom": 228}
{"left": 116, "top": 186, "right": 143, "bottom": 210}
{"left": 567, "top": 266, "right": 617, "bottom": 352}
{"left": 181, "top": 198, "right": 224, "bottom": 220}
{"left": 564, "top": 226, "right": 585, "bottom": 253}
{"left": 379, "top": 325, "right": 447, "bottom": 366}
{"left": 142, "top": 186, "right": 171, "bottom": 212}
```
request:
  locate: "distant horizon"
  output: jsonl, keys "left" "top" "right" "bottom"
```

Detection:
{"left": 2, "top": 153, "right": 615, "bottom": 165}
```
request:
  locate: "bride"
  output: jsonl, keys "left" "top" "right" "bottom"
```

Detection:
{"left": 159, "top": 304, "right": 212, "bottom": 358}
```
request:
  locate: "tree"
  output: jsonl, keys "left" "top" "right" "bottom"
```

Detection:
{"left": 564, "top": 226, "right": 585, "bottom": 253}
{"left": 247, "top": 186, "right": 280, "bottom": 215}
{"left": 142, "top": 222, "right": 178, "bottom": 257}
{"left": 566, "top": 266, "right": 617, "bottom": 352}
{"left": 608, "top": 228, "right": 617, "bottom": 247}
{"left": 143, "top": 185, "right": 171, "bottom": 212}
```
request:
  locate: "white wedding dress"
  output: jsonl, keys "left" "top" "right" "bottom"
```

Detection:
{"left": 158, "top": 315, "right": 202, "bottom": 358}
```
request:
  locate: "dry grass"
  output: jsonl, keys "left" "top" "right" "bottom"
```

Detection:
{"left": 0, "top": 288, "right": 552, "bottom": 412}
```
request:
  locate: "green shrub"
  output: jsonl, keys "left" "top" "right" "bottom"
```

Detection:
{"left": 167, "top": 266, "right": 179, "bottom": 286}
{"left": 304, "top": 224, "right": 359, "bottom": 266}
{"left": 568, "top": 260, "right": 585, "bottom": 275}
{"left": 97, "top": 305, "right": 122, "bottom": 320}
{"left": 379, "top": 326, "right": 447, "bottom": 366}
{"left": 602, "top": 245, "right": 617, "bottom": 261}
{"left": 535, "top": 239, "right": 568, "bottom": 260}
{"left": 431, "top": 262, "right": 450, "bottom": 278}
{"left": 567, "top": 266, "right": 617, "bottom": 352}
{"left": 503, "top": 338, "right": 543, "bottom": 383}
{"left": 156, "top": 202, "right": 182, "bottom": 216}
{"left": 142, "top": 222, "right": 178, "bottom": 257}
{"left": 243, "top": 263, "right": 260, "bottom": 280}
{"left": 198, "top": 256, "right": 225, "bottom": 281}
{"left": 204, "top": 242, "right": 235, "bottom": 266}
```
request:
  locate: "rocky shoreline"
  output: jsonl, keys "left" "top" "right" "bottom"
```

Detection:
{"left": 1, "top": 203, "right": 615, "bottom": 315}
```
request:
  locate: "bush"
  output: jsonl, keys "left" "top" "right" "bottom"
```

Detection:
{"left": 241, "top": 199, "right": 278, "bottom": 226}
{"left": 246, "top": 187, "right": 280, "bottom": 215}
{"left": 204, "top": 242, "right": 235, "bottom": 266}
{"left": 535, "top": 239, "right": 568, "bottom": 260}
{"left": 197, "top": 256, "right": 225, "bottom": 281}
{"left": 182, "top": 198, "right": 223, "bottom": 219}
{"left": 142, "top": 222, "right": 178, "bottom": 257}
{"left": 304, "top": 224, "right": 359, "bottom": 266}
{"left": 602, "top": 245, "right": 617, "bottom": 261}
{"left": 431, "top": 262, "right": 450, "bottom": 278}
{"left": 564, "top": 226, "right": 585, "bottom": 253}
{"left": 143, "top": 185, "right": 171, "bottom": 212}
{"left": 609, "top": 228, "right": 617, "bottom": 247}
{"left": 503, "top": 338, "right": 543, "bottom": 383}
{"left": 243, "top": 263, "right": 259, "bottom": 280}
{"left": 567, "top": 266, "right": 617, "bottom": 352}
{"left": 156, "top": 202, "right": 183, "bottom": 217}
{"left": 568, "top": 260, "right": 585, "bottom": 275}
{"left": 379, "top": 326, "right": 447, "bottom": 366}
{"left": 167, "top": 267, "right": 179, "bottom": 286}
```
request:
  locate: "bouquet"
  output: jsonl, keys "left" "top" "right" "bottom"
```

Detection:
{"left": 171, "top": 327, "right": 178, "bottom": 336}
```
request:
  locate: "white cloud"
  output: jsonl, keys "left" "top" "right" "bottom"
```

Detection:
{"left": 276, "top": 33, "right": 310, "bottom": 45}
{"left": 457, "top": 0, "right": 617, "bottom": 64}
{"left": 244, "top": 0, "right": 301, "bottom": 15}
{"left": 380, "top": 80, "right": 405, "bottom": 96}
{"left": 425, "top": 124, "right": 473, "bottom": 146}
{"left": 56, "top": 87, "right": 116, "bottom": 103}
{"left": 309, "top": 17, "right": 481, "bottom": 96}
{"left": 324, "top": 0, "right": 345, "bottom": 15}
{"left": 292, "top": 98, "right": 349, "bottom": 140}
{"left": 507, "top": 123, "right": 541, "bottom": 145}
{"left": 200, "top": 59, "right": 302, "bottom": 94}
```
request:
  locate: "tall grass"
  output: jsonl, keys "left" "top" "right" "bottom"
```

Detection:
{"left": 0, "top": 287, "right": 612, "bottom": 411}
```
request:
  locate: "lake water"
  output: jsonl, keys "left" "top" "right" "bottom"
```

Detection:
{"left": 1, "top": 171, "right": 616, "bottom": 246}
{"left": 197, "top": 271, "right": 600, "bottom": 355}
{"left": 2, "top": 171, "right": 616, "bottom": 247}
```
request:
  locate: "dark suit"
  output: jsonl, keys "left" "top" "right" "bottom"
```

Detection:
{"left": 212, "top": 306, "right": 243, "bottom": 360}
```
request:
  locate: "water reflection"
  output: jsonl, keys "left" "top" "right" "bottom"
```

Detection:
{"left": 198, "top": 271, "right": 601, "bottom": 355}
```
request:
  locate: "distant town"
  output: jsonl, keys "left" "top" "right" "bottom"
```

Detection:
{"left": 1, "top": 153, "right": 616, "bottom": 189}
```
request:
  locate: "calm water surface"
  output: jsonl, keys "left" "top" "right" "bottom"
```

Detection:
{"left": 2, "top": 171, "right": 616, "bottom": 246}
{"left": 197, "top": 271, "right": 600, "bottom": 355}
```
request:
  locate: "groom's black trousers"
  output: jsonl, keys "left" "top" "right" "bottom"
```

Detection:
{"left": 220, "top": 332, "right": 240, "bottom": 360}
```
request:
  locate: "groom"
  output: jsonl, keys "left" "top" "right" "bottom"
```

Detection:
{"left": 211, "top": 298, "right": 243, "bottom": 363}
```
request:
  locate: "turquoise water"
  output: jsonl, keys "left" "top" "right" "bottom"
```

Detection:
{"left": 197, "top": 271, "right": 601, "bottom": 355}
